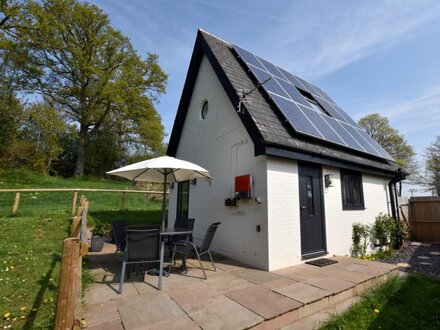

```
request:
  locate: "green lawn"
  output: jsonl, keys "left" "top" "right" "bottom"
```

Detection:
{"left": 0, "top": 168, "right": 162, "bottom": 329}
{"left": 321, "top": 273, "right": 440, "bottom": 330}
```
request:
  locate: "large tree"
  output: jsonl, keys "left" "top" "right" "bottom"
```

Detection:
{"left": 422, "top": 136, "right": 440, "bottom": 195}
{"left": 358, "top": 113, "right": 417, "bottom": 174}
{"left": 1, "top": 0, "right": 167, "bottom": 176}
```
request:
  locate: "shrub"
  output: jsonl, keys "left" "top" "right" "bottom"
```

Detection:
{"left": 92, "top": 222, "right": 111, "bottom": 237}
{"left": 371, "top": 213, "right": 395, "bottom": 246}
{"left": 352, "top": 222, "right": 370, "bottom": 257}
{"left": 352, "top": 213, "right": 409, "bottom": 258}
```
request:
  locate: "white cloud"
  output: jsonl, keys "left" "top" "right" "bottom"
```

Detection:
{"left": 257, "top": 1, "right": 440, "bottom": 79}
{"left": 352, "top": 84, "right": 440, "bottom": 139}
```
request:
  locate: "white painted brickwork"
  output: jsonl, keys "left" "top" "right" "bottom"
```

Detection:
{"left": 169, "top": 56, "right": 269, "bottom": 269}
{"left": 266, "top": 157, "right": 302, "bottom": 270}
{"left": 322, "top": 166, "right": 391, "bottom": 257}
{"left": 170, "top": 55, "right": 392, "bottom": 271}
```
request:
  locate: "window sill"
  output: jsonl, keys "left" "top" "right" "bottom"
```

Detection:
{"left": 342, "top": 206, "right": 366, "bottom": 211}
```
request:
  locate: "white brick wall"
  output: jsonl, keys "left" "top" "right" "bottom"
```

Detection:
{"left": 266, "top": 162, "right": 391, "bottom": 271}
{"left": 322, "top": 166, "right": 391, "bottom": 256}
{"left": 266, "top": 157, "right": 302, "bottom": 270}
{"left": 169, "top": 55, "right": 269, "bottom": 269}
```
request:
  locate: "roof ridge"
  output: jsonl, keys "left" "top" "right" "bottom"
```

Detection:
{"left": 198, "top": 28, "right": 231, "bottom": 46}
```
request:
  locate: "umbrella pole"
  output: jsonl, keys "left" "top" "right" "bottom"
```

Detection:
{"left": 161, "top": 170, "right": 168, "bottom": 230}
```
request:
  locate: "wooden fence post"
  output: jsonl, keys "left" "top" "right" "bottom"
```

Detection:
{"left": 120, "top": 191, "right": 126, "bottom": 211}
{"left": 12, "top": 192, "right": 20, "bottom": 214}
{"left": 55, "top": 238, "right": 81, "bottom": 330}
{"left": 71, "top": 191, "right": 78, "bottom": 216}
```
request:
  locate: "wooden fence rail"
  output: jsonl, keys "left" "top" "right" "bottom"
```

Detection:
{"left": 409, "top": 196, "right": 440, "bottom": 243}
{"left": 0, "top": 188, "right": 166, "bottom": 215}
{"left": 55, "top": 196, "right": 89, "bottom": 330}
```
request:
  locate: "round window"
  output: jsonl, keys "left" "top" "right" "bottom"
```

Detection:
{"left": 201, "top": 101, "right": 209, "bottom": 119}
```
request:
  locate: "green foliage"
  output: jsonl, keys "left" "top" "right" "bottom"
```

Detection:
{"left": 321, "top": 273, "right": 440, "bottom": 330}
{"left": 352, "top": 213, "right": 408, "bottom": 257}
{"left": 371, "top": 213, "right": 395, "bottom": 245}
{"left": 0, "top": 90, "right": 22, "bottom": 157}
{"left": 422, "top": 136, "right": 440, "bottom": 195}
{"left": 352, "top": 222, "right": 370, "bottom": 257}
{"left": 21, "top": 103, "right": 68, "bottom": 174}
{"left": 92, "top": 221, "right": 111, "bottom": 237}
{"left": 1, "top": 0, "right": 168, "bottom": 176}
{"left": 358, "top": 113, "right": 416, "bottom": 174}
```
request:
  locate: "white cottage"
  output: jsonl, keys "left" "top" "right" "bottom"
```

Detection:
{"left": 167, "top": 30, "right": 405, "bottom": 271}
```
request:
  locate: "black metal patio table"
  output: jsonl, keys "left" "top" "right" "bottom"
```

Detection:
{"left": 158, "top": 228, "right": 193, "bottom": 290}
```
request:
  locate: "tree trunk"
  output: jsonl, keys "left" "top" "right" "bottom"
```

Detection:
{"left": 74, "top": 125, "right": 88, "bottom": 176}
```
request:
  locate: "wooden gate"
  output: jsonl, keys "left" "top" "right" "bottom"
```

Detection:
{"left": 409, "top": 197, "right": 440, "bottom": 243}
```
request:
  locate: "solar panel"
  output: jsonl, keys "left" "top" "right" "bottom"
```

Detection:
{"left": 274, "top": 77, "right": 310, "bottom": 107}
{"left": 247, "top": 65, "right": 290, "bottom": 99}
{"left": 299, "top": 106, "right": 346, "bottom": 146}
{"left": 233, "top": 44, "right": 265, "bottom": 70}
{"left": 269, "top": 93, "right": 323, "bottom": 138}
{"left": 325, "top": 117, "right": 365, "bottom": 152}
{"left": 232, "top": 44, "right": 394, "bottom": 161}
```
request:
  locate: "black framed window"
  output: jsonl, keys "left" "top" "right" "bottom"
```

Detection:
{"left": 340, "top": 170, "right": 364, "bottom": 210}
{"left": 176, "top": 180, "right": 189, "bottom": 220}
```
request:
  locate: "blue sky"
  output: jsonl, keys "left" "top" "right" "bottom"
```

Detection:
{"left": 90, "top": 0, "right": 440, "bottom": 158}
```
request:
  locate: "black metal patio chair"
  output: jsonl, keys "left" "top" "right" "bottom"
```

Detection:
{"left": 166, "top": 218, "right": 196, "bottom": 257}
{"left": 111, "top": 220, "right": 128, "bottom": 256}
{"left": 169, "top": 222, "right": 221, "bottom": 279}
{"left": 118, "top": 228, "right": 161, "bottom": 293}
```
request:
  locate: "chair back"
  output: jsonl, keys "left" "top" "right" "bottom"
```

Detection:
{"left": 200, "top": 222, "right": 221, "bottom": 253}
{"left": 126, "top": 228, "right": 160, "bottom": 262}
{"left": 173, "top": 218, "right": 195, "bottom": 242}
{"left": 112, "top": 220, "right": 128, "bottom": 249}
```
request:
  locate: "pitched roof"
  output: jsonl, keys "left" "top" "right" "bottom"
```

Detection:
{"left": 167, "top": 30, "right": 400, "bottom": 176}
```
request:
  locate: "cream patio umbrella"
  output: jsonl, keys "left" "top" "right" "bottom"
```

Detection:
{"left": 106, "top": 156, "right": 211, "bottom": 229}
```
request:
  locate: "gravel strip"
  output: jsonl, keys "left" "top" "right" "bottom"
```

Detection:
{"left": 380, "top": 242, "right": 440, "bottom": 278}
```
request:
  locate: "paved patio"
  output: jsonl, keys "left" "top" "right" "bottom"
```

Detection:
{"left": 83, "top": 244, "right": 398, "bottom": 329}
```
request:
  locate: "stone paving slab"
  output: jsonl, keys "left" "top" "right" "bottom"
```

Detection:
{"left": 166, "top": 282, "right": 221, "bottom": 314}
{"left": 202, "top": 270, "right": 256, "bottom": 293}
{"left": 84, "top": 282, "right": 139, "bottom": 305}
{"left": 272, "top": 281, "right": 331, "bottom": 304}
{"left": 132, "top": 315, "right": 201, "bottom": 330}
{"left": 338, "top": 262, "right": 386, "bottom": 276}
{"left": 302, "top": 276, "right": 355, "bottom": 294}
{"left": 262, "top": 277, "right": 299, "bottom": 290}
{"left": 116, "top": 293, "right": 185, "bottom": 329}
{"left": 311, "top": 266, "right": 372, "bottom": 284}
{"left": 87, "top": 319, "right": 124, "bottom": 330}
{"left": 226, "top": 285, "right": 303, "bottom": 319}
{"left": 231, "top": 268, "right": 285, "bottom": 285}
{"left": 83, "top": 301, "right": 120, "bottom": 328}
{"left": 187, "top": 294, "right": 264, "bottom": 330}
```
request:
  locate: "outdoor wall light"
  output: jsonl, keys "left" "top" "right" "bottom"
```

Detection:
{"left": 190, "top": 179, "right": 197, "bottom": 185}
{"left": 324, "top": 174, "right": 333, "bottom": 188}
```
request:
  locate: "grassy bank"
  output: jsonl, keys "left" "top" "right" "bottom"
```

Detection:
{"left": 0, "top": 168, "right": 163, "bottom": 224}
{"left": 321, "top": 273, "right": 440, "bottom": 330}
{"left": 0, "top": 169, "right": 162, "bottom": 328}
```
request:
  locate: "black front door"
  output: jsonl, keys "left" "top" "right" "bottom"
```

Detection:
{"left": 299, "top": 163, "right": 326, "bottom": 258}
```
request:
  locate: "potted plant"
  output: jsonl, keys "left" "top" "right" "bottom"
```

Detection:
{"left": 91, "top": 222, "right": 111, "bottom": 252}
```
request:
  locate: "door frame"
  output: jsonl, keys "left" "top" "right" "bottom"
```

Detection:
{"left": 298, "top": 162, "right": 328, "bottom": 259}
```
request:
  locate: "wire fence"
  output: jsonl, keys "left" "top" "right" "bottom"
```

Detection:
{"left": 0, "top": 189, "right": 165, "bottom": 220}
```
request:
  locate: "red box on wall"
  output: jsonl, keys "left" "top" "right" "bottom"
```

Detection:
{"left": 235, "top": 174, "right": 252, "bottom": 199}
